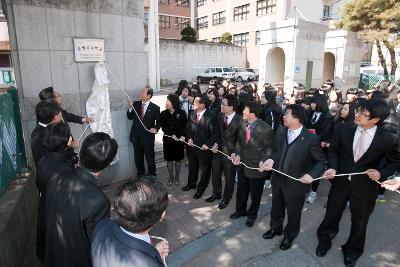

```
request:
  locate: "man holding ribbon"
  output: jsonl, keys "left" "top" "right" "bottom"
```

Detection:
{"left": 260, "top": 104, "right": 327, "bottom": 250}
{"left": 316, "top": 99, "right": 400, "bottom": 267}
{"left": 230, "top": 101, "right": 274, "bottom": 227}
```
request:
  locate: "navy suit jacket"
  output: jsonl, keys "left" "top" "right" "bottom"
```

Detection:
{"left": 127, "top": 101, "right": 160, "bottom": 144}
{"left": 91, "top": 218, "right": 164, "bottom": 267}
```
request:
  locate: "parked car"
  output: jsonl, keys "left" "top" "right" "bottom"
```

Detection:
{"left": 230, "top": 67, "right": 256, "bottom": 82}
{"left": 197, "top": 67, "right": 235, "bottom": 84}
{"left": 246, "top": 68, "right": 259, "bottom": 81}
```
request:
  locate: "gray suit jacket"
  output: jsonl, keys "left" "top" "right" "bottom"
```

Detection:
{"left": 91, "top": 218, "right": 164, "bottom": 267}
{"left": 236, "top": 119, "right": 274, "bottom": 178}
{"left": 271, "top": 126, "right": 327, "bottom": 196}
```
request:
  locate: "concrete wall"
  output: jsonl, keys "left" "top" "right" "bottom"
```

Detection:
{"left": 6, "top": 0, "right": 147, "bottom": 187}
{"left": 158, "top": 39, "right": 246, "bottom": 85}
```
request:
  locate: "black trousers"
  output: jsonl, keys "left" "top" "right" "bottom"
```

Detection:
{"left": 317, "top": 184, "right": 376, "bottom": 260}
{"left": 270, "top": 184, "right": 306, "bottom": 241}
{"left": 235, "top": 169, "right": 265, "bottom": 220}
{"left": 211, "top": 153, "right": 236, "bottom": 201}
{"left": 133, "top": 141, "right": 156, "bottom": 176}
{"left": 186, "top": 147, "right": 212, "bottom": 193}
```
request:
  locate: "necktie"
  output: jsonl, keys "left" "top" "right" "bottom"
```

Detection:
{"left": 288, "top": 129, "right": 293, "bottom": 144}
{"left": 141, "top": 103, "right": 145, "bottom": 119}
{"left": 311, "top": 113, "right": 318, "bottom": 124}
{"left": 224, "top": 116, "right": 228, "bottom": 128}
{"left": 196, "top": 113, "right": 200, "bottom": 123}
{"left": 245, "top": 124, "right": 251, "bottom": 144}
{"left": 354, "top": 129, "right": 366, "bottom": 162}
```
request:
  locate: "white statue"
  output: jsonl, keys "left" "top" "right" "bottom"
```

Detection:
{"left": 86, "top": 62, "right": 119, "bottom": 164}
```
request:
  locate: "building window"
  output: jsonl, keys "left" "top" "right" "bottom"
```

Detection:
{"left": 144, "top": 12, "right": 149, "bottom": 25}
{"left": 175, "top": 17, "right": 190, "bottom": 29}
{"left": 233, "top": 4, "right": 250, "bottom": 21}
{"left": 197, "top": 0, "right": 206, "bottom": 6}
{"left": 159, "top": 0, "right": 169, "bottom": 4}
{"left": 255, "top": 31, "right": 261, "bottom": 45}
{"left": 176, "top": 0, "right": 189, "bottom": 6}
{"left": 256, "top": 0, "right": 276, "bottom": 16}
{"left": 322, "top": 5, "right": 331, "bottom": 20}
{"left": 159, "top": 15, "right": 170, "bottom": 28}
{"left": 197, "top": 16, "right": 208, "bottom": 29}
{"left": 233, "top": 32, "right": 249, "bottom": 47}
{"left": 213, "top": 37, "right": 221, "bottom": 43}
{"left": 212, "top": 11, "right": 226, "bottom": 25}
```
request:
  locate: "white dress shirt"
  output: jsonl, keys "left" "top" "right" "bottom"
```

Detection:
{"left": 352, "top": 126, "right": 377, "bottom": 158}
{"left": 129, "top": 100, "right": 150, "bottom": 114}
{"left": 225, "top": 112, "right": 236, "bottom": 126}
{"left": 287, "top": 126, "right": 303, "bottom": 144}
{"left": 120, "top": 227, "right": 151, "bottom": 244}
{"left": 311, "top": 112, "right": 322, "bottom": 124}
{"left": 196, "top": 109, "right": 206, "bottom": 121}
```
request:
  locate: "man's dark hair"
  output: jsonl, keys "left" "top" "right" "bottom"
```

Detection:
{"left": 311, "top": 94, "right": 329, "bottom": 112}
{"left": 42, "top": 122, "right": 70, "bottom": 152}
{"left": 346, "top": 88, "right": 358, "bottom": 95}
{"left": 244, "top": 101, "right": 262, "bottom": 117}
{"left": 167, "top": 93, "right": 180, "bottom": 110}
{"left": 358, "top": 98, "right": 389, "bottom": 125}
{"left": 198, "top": 94, "right": 210, "bottom": 109}
{"left": 79, "top": 132, "right": 118, "bottom": 172}
{"left": 35, "top": 100, "right": 61, "bottom": 124}
{"left": 286, "top": 104, "right": 306, "bottom": 125}
{"left": 39, "top": 87, "right": 55, "bottom": 101}
{"left": 223, "top": 94, "right": 239, "bottom": 112}
{"left": 114, "top": 177, "right": 169, "bottom": 233}
{"left": 145, "top": 86, "right": 154, "bottom": 98}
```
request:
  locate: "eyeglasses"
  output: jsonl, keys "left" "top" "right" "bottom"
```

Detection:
{"left": 355, "top": 109, "right": 371, "bottom": 117}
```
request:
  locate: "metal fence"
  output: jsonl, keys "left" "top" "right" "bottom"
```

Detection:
{"left": 358, "top": 74, "right": 398, "bottom": 90}
{"left": 0, "top": 87, "right": 26, "bottom": 194}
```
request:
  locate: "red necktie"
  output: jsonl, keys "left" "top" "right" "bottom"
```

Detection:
{"left": 141, "top": 103, "right": 145, "bottom": 119}
{"left": 224, "top": 116, "right": 228, "bottom": 128}
{"left": 196, "top": 113, "right": 200, "bottom": 123}
{"left": 245, "top": 124, "right": 251, "bottom": 144}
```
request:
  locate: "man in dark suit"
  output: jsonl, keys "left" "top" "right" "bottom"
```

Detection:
{"left": 230, "top": 101, "right": 274, "bottom": 227}
{"left": 182, "top": 94, "right": 217, "bottom": 199}
{"left": 43, "top": 133, "right": 118, "bottom": 267}
{"left": 31, "top": 100, "right": 62, "bottom": 168}
{"left": 206, "top": 94, "right": 242, "bottom": 209}
{"left": 91, "top": 178, "right": 169, "bottom": 267}
{"left": 261, "top": 104, "right": 327, "bottom": 250}
{"left": 316, "top": 99, "right": 400, "bottom": 267}
{"left": 39, "top": 86, "right": 93, "bottom": 148}
{"left": 127, "top": 86, "right": 160, "bottom": 176}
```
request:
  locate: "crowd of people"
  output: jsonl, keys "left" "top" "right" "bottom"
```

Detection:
{"left": 29, "top": 76, "right": 400, "bottom": 267}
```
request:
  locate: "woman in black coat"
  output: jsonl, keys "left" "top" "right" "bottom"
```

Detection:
{"left": 305, "top": 93, "right": 333, "bottom": 204}
{"left": 260, "top": 90, "right": 281, "bottom": 132}
{"left": 159, "top": 94, "right": 187, "bottom": 186}
{"left": 207, "top": 87, "right": 221, "bottom": 116}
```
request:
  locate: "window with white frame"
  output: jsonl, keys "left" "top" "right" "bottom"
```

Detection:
{"left": 255, "top": 31, "right": 261, "bottom": 45}
{"left": 323, "top": 5, "right": 331, "bottom": 20}
{"left": 233, "top": 32, "right": 249, "bottom": 47}
{"left": 159, "top": 0, "right": 169, "bottom": 4}
{"left": 176, "top": 0, "right": 189, "bottom": 6}
{"left": 197, "top": 0, "right": 206, "bottom": 6}
{"left": 159, "top": 15, "right": 170, "bottom": 28}
{"left": 144, "top": 12, "right": 148, "bottom": 25}
{"left": 212, "top": 11, "right": 226, "bottom": 25}
{"left": 213, "top": 37, "right": 221, "bottom": 43}
{"left": 197, "top": 16, "right": 208, "bottom": 29}
{"left": 256, "top": 0, "right": 276, "bottom": 16}
{"left": 175, "top": 17, "right": 190, "bottom": 29}
{"left": 233, "top": 4, "right": 250, "bottom": 21}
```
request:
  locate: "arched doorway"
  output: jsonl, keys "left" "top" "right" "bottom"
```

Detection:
{"left": 265, "top": 47, "right": 285, "bottom": 84}
{"left": 323, "top": 52, "right": 335, "bottom": 81}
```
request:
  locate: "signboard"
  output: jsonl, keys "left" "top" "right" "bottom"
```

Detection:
{"left": 295, "top": 66, "right": 301, "bottom": 73}
{"left": 74, "top": 38, "right": 105, "bottom": 62}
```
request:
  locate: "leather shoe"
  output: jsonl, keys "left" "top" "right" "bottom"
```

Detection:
{"left": 193, "top": 192, "right": 202, "bottom": 199}
{"left": 181, "top": 184, "right": 196, "bottom": 191}
{"left": 344, "top": 257, "right": 356, "bottom": 267}
{"left": 262, "top": 229, "right": 283, "bottom": 239}
{"left": 316, "top": 242, "right": 331, "bottom": 257}
{"left": 245, "top": 218, "right": 255, "bottom": 227}
{"left": 229, "top": 211, "right": 246, "bottom": 219}
{"left": 205, "top": 195, "right": 221, "bottom": 203}
{"left": 279, "top": 237, "right": 293, "bottom": 250}
{"left": 218, "top": 200, "right": 229, "bottom": 209}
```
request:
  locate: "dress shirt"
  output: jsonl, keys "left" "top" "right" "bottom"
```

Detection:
{"left": 225, "top": 112, "right": 236, "bottom": 126}
{"left": 128, "top": 100, "right": 151, "bottom": 114}
{"left": 120, "top": 227, "right": 151, "bottom": 244}
{"left": 352, "top": 125, "right": 377, "bottom": 158}
{"left": 196, "top": 109, "right": 206, "bottom": 121}
{"left": 287, "top": 126, "right": 303, "bottom": 144}
{"left": 38, "top": 122, "right": 47, "bottom": 127}
{"left": 311, "top": 112, "right": 322, "bottom": 124}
